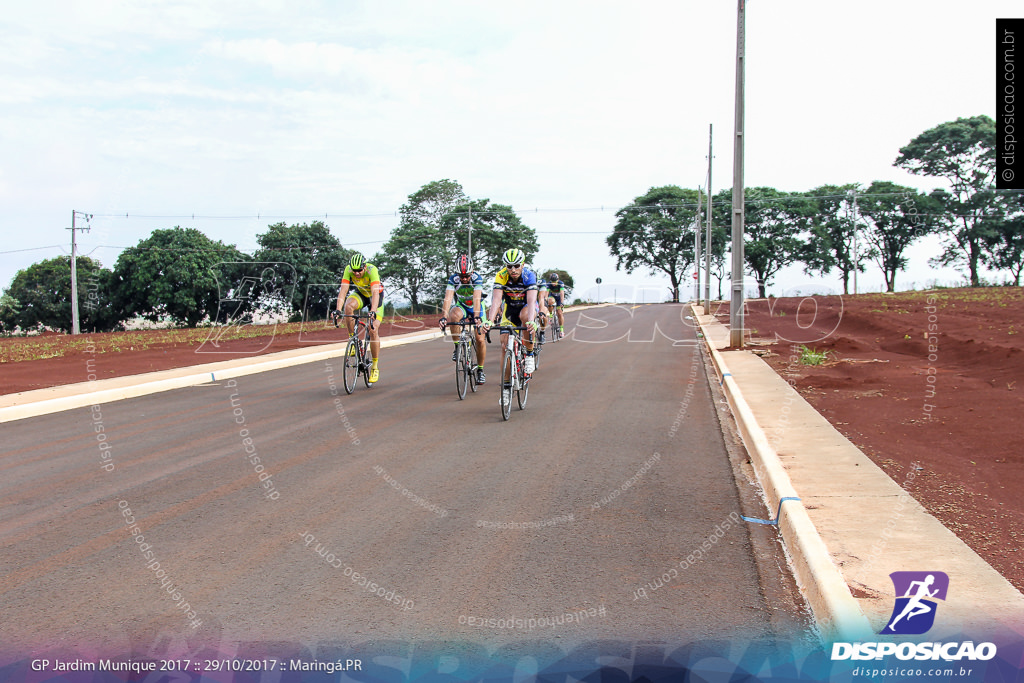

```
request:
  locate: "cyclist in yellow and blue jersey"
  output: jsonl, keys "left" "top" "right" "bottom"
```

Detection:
{"left": 482, "top": 248, "right": 540, "bottom": 405}
{"left": 539, "top": 272, "right": 568, "bottom": 336}
{"left": 336, "top": 253, "right": 384, "bottom": 383}
{"left": 439, "top": 254, "right": 487, "bottom": 384}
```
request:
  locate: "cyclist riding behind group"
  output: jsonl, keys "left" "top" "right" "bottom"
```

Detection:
{"left": 439, "top": 254, "right": 487, "bottom": 385}
{"left": 336, "top": 253, "right": 384, "bottom": 384}
{"left": 539, "top": 271, "right": 568, "bottom": 337}
{"left": 482, "top": 249, "right": 545, "bottom": 404}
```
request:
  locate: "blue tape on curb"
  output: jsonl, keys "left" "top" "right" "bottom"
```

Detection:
{"left": 720, "top": 372, "right": 732, "bottom": 386}
{"left": 211, "top": 372, "right": 215, "bottom": 382}
{"left": 742, "top": 497, "right": 801, "bottom": 526}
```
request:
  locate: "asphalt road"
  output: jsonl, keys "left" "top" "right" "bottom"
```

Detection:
{"left": 0, "top": 304, "right": 808, "bottom": 666}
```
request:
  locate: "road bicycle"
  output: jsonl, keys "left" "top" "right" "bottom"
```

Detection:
{"left": 493, "top": 325, "right": 531, "bottom": 421}
{"left": 334, "top": 311, "right": 374, "bottom": 393}
{"left": 547, "top": 304, "right": 564, "bottom": 342}
{"left": 449, "top": 319, "right": 479, "bottom": 400}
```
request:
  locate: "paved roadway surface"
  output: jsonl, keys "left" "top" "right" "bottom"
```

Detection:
{"left": 0, "top": 304, "right": 809, "bottom": 663}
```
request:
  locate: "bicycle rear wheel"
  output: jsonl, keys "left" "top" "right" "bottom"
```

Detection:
{"left": 456, "top": 341, "right": 469, "bottom": 399}
{"left": 516, "top": 350, "right": 529, "bottom": 410}
{"left": 343, "top": 338, "right": 359, "bottom": 394}
{"left": 500, "top": 348, "right": 513, "bottom": 421}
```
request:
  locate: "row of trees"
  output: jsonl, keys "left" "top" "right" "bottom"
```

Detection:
{"left": 608, "top": 115, "right": 1024, "bottom": 299}
{"left": 1, "top": 180, "right": 547, "bottom": 333}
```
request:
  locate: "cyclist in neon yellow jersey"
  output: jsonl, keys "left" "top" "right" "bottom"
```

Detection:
{"left": 335, "top": 253, "right": 384, "bottom": 384}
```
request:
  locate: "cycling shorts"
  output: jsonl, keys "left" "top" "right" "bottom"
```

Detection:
{"left": 347, "top": 290, "right": 385, "bottom": 322}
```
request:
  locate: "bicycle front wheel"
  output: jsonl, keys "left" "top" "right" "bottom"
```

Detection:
{"left": 467, "top": 340, "right": 478, "bottom": 393}
{"left": 500, "top": 348, "right": 513, "bottom": 421}
{"left": 456, "top": 342, "right": 469, "bottom": 399}
{"left": 343, "top": 338, "right": 359, "bottom": 394}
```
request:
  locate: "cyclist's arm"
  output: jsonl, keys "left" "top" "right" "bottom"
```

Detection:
{"left": 485, "top": 288, "right": 503, "bottom": 324}
{"left": 471, "top": 284, "right": 484, "bottom": 320}
{"left": 441, "top": 287, "right": 455, "bottom": 315}
{"left": 537, "top": 290, "right": 549, "bottom": 317}
{"left": 337, "top": 280, "right": 351, "bottom": 313}
{"left": 369, "top": 281, "right": 381, "bottom": 319}
{"left": 523, "top": 289, "right": 538, "bottom": 323}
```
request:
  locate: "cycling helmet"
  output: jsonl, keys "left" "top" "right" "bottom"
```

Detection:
{"left": 456, "top": 254, "right": 470, "bottom": 275}
{"left": 549, "top": 272, "right": 559, "bottom": 282}
{"left": 350, "top": 253, "right": 365, "bottom": 270}
{"left": 502, "top": 248, "right": 525, "bottom": 266}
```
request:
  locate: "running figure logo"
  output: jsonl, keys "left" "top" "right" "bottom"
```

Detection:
{"left": 880, "top": 571, "right": 949, "bottom": 635}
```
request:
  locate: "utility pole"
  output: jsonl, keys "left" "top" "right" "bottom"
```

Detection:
{"left": 69, "top": 210, "right": 93, "bottom": 335}
{"left": 704, "top": 123, "right": 713, "bottom": 310}
{"left": 467, "top": 205, "right": 473, "bottom": 267}
{"left": 694, "top": 187, "right": 702, "bottom": 302}
{"left": 851, "top": 188, "right": 859, "bottom": 295}
{"left": 729, "top": 0, "right": 746, "bottom": 348}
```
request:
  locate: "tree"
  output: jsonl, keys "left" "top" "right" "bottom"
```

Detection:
{"left": 378, "top": 180, "right": 467, "bottom": 313}
{"left": 109, "top": 227, "right": 248, "bottom": 327}
{"left": 607, "top": 185, "right": 701, "bottom": 303}
{"left": 537, "top": 268, "right": 574, "bottom": 289}
{"left": 984, "top": 191, "right": 1024, "bottom": 285}
{"left": 703, "top": 201, "right": 730, "bottom": 301}
{"left": 800, "top": 184, "right": 871, "bottom": 294}
{"left": 438, "top": 198, "right": 540, "bottom": 276}
{"left": 379, "top": 180, "right": 540, "bottom": 311}
{"left": 0, "top": 256, "right": 114, "bottom": 332}
{"left": 374, "top": 222, "right": 445, "bottom": 313}
{"left": 253, "top": 221, "right": 352, "bottom": 319}
{"left": 894, "top": 115, "right": 997, "bottom": 286}
{"left": 737, "top": 187, "right": 811, "bottom": 298}
{"left": 856, "top": 182, "right": 939, "bottom": 292}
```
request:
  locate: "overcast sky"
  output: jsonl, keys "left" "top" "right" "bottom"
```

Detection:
{"left": 0, "top": 1, "right": 1017, "bottom": 304}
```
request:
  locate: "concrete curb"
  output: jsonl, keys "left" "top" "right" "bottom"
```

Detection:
{"left": 692, "top": 305, "right": 874, "bottom": 642}
{"left": 0, "top": 329, "right": 443, "bottom": 424}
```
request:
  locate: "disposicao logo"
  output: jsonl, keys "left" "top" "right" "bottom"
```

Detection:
{"left": 830, "top": 569, "right": 997, "bottom": 663}
{"left": 880, "top": 571, "right": 949, "bottom": 635}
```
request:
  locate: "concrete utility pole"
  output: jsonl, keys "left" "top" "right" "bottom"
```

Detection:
{"left": 850, "top": 188, "right": 859, "bottom": 295}
{"left": 694, "top": 187, "right": 702, "bottom": 302}
{"left": 704, "top": 123, "right": 713, "bottom": 310}
{"left": 729, "top": 0, "right": 746, "bottom": 348}
{"left": 69, "top": 210, "right": 93, "bottom": 335}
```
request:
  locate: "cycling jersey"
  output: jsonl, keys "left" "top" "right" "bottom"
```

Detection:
{"left": 540, "top": 279, "right": 566, "bottom": 295}
{"left": 341, "top": 263, "right": 382, "bottom": 298}
{"left": 540, "top": 279, "right": 567, "bottom": 306}
{"left": 493, "top": 266, "right": 538, "bottom": 310}
{"left": 445, "top": 272, "right": 485, "bottom": 314}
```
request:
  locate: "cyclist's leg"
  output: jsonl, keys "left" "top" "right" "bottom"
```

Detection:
{"left": 447, "top": 305, "right": 466, "bottom": 360}
{"left": 473, "top": 303, "right": 486, "bottom": 367}
{"left": 499, "top": 304, "right": 515, "bottom": 379}
{"left": 368, "top": 292, "right": 383, "bottom": 360}
{"left": 448, "top": 304, "right": 466, "bottom": 337}
{"left": 343, "top": 293, "right": 363, "bottom": 336}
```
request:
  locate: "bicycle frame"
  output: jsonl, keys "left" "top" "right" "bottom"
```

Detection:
{"left": 449, "top": 319, "right": 479, "bottom": 399}
{"left": 340, "top": 312, "right": 374, "bottom": 393}
{"left": 494, "top": 325, "right": 530, "bottom": 420}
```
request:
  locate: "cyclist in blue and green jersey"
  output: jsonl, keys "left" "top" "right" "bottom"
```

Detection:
{"left": 336, "top": 253, "right": 384, "bottom": 384}
{"left": 439, "top": 254, "right": 487, "bottom": 384}
{"left": 540, "top": 272, "right": 568, "bottom": 336}
{"left": 482, "top": 248, "right": 540, "bottom": 404}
